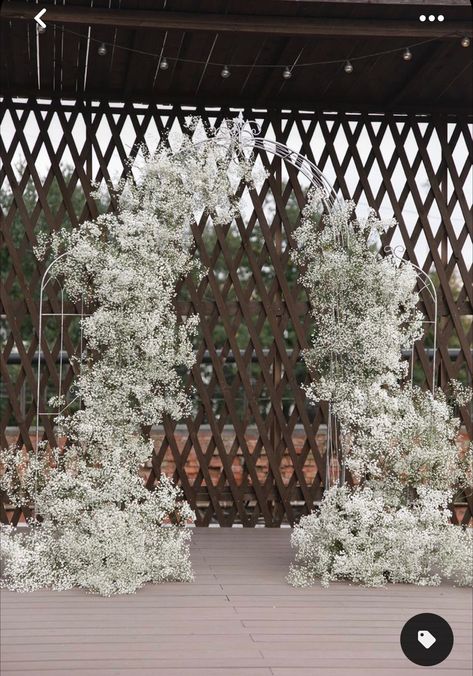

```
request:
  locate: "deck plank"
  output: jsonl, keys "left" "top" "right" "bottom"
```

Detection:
{"left": 1, "top": 528, "right": 472, "bottom": 675}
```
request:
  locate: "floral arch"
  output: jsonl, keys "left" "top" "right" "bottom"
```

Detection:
{"left": 1, "top": 118, "right": 471, "bottom": 593}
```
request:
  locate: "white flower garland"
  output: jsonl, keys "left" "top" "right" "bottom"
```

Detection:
{"left": 0, "top": 121, "right": 258, "bottom": 595}
{"left": 289, "top": 190, "right": 473, "bottom": 588}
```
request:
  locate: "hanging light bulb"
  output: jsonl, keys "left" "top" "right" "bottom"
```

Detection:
{"left": 221, "top": 65, "right": 231, "bottom": 78}
{"left": 159, "top": 56, "right": 169, "bottom": 70}
{"left": 461, "top": 36, "right": 470, "bottom": 47}
{"left": 344, "top": 60, "right": 353, "bottom": 73}
{"left": 403, "top": 47, "right": 413, "bottom": 61}
{"left": 98, "top": 43, "right": 107, "bottom": 56}
{"left": 282, "top": 66, "right": 292, "bottom": 80}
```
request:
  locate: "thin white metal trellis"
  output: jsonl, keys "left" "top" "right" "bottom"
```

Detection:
{"left": 35, "top": 254, "right": 88, "bottom": 518}
{"left": 238, "top": 121, "right": 340, "bottom": 210}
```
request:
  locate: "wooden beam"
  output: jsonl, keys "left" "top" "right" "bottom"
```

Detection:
{"left": 280, "top": 0, "right": 471, "bottom": 5}
{"left": 1, "top": 86, "right": 471, "bottom": 116}
{"left": 2, "top": 2, "right": 472, "bottom": 39}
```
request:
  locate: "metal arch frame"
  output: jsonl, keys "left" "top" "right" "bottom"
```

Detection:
{"left": 34, "top": 255, "right": 87, "bottom": 516}
{"left": 185, "top": 115, "right": 341, "bottom": 209}
{"left": 34, "top": 121, "right": 436, "bottom": 509}
{"left": 237, "top": 120, "right": 340, "bottom": 209}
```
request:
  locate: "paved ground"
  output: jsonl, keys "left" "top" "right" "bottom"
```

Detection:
{"left": 1, "top": 528, "right": 472, "bottom": 676}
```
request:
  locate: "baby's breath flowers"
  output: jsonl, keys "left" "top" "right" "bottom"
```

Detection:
{"left": 289, "top": 190, "right": 472, "bottom": 588}
{"left": 288, "top": 485, "right": 472, "bottom": 588}
{"left": 1, "top": 121, "right": 257, "bottom": 595}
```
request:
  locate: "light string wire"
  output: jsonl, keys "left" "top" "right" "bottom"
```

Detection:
{"left": 37, "top": 24, "right": 470, "bottom": 71}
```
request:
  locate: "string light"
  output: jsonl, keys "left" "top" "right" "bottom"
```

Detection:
{"left": 98, "top": 43, "right": 107, "bottom": 56}
{"left": 38, "top": 24, "right": 469, "bottom": 76}
{"left": 403, "top": 48, "right": 413, "bottom": 61}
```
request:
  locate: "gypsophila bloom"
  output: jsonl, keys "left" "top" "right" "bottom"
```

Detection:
{"left": 288, "top": 485, "right": 473, "bottom": 589}
{"left": 1, "top": 122, "right": 259, "bottom": 595}
{"left": 288, "top": 190, "right": 472, "bottom": 588}
{"left": 292, "top": 192, "right": 423, "bottom": 402}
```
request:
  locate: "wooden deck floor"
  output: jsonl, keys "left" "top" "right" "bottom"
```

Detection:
{"left": 1, "top": 528, "right": 472, "bottom": 676}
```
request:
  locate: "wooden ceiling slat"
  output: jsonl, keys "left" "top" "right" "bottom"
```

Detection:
{"left": 39, "top": 19, "right": 56, "bottom": 92}
{"left": 199, "top": 31, "right": 258, "bottom": 100}
{"left": 194, "top": 33, "right": 218, "bottom": 96}
{"left": 3, "top": 2, "right": 472, "bottom": 38}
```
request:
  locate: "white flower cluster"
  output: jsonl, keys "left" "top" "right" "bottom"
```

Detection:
{"left": 337, "top": 384, "right": 471, "bottom": 494}
{"left": 289, "top": 190, "right": 473, "bottom": 587}
{"left": 289, "top": 485, "right": 472, "bottom": 588}
{"left": 1, "top": 122, "right": 255, "bottom": 595}
{"left": 292, "top": 192, "right": 423, "bottom": 402}
{"left": 0, "top": 442, "right": 53, "bottom": 508}
{"left": 1, "top": 475, "right": 194, "bottom": 596}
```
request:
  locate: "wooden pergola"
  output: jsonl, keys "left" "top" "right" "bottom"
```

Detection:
{"left": 1, "top": 0, "right": 472, "bottom": 111}
{"left": 1, "top": 0, "right": 472, "bottom": 527}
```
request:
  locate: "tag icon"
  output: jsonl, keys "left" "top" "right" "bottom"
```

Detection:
{"left": 418, "top": 630, "right": 436, "bottom": 649}
{"left": 401, "top": 614, "right": 453, "bottom": 666}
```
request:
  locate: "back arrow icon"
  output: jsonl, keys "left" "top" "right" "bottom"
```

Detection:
{"left": 34, "top": 9, "right": 47, "bottom": 29}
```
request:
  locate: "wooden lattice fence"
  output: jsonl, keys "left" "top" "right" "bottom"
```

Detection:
{"left": 1, "top": 98, "right": 472, "bottom": 525}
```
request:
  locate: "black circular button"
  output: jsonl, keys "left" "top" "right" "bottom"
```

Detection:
{"left": 400, "top": 613, "right": 454, "bottom": 666}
